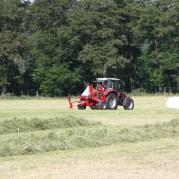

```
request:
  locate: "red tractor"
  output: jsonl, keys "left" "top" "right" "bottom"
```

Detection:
{"left": 67, "top": 78, "right": 134, "bottom": 110}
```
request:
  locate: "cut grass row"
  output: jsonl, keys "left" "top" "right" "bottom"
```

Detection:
{"left": 0, "top": 116, "right": 100, "bottom": 135}
{"left": 0, "top": 116, "right": 178, "bottom": 157}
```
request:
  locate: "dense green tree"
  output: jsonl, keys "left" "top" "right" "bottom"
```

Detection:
{"left": 27, "top": 0, "right": 80, "bottom": 95}
{"left": 0, "top": 0, "right": 178, "bottom": 96}
{"left": 131, "top": 0, "right": 179, "bottom": 92}
{"left": 0, "top": 0, "right": 29, "bottom": 95}
{"left": 67, "top": 0, "right": 130, "bottom": 86}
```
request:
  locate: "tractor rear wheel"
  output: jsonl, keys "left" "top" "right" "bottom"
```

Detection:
{"left": 106, "top": 93, "right": 118, "bottom": 110}
{"left": 123, "top": 97, "right": 134, "bottom": 110}
{"left": 77, "top": 105, "right": 86, "bottom": 110}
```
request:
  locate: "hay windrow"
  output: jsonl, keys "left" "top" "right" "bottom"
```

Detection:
{"left": 0, "top": 116, "right": 100, "bottom": 135}
{"left": 0, "top": 118, "right": 178, "bottom": 157}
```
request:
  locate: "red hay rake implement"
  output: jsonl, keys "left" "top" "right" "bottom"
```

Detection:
{"left": 67, "top": 78, "right": 134, "bottom": 110}
{"left": 67, "top": 84, "right": 107, "bottom": 110}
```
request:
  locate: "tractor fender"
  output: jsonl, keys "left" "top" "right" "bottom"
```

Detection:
{"left": 105, "top": 89, "right": 118, "bottom": 97}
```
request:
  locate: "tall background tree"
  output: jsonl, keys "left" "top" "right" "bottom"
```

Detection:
{"left": 0, "top": 0, "right": 178, "bottom": 96}
{"left": 0, "top": 0, "right": 31, "bottom": 95}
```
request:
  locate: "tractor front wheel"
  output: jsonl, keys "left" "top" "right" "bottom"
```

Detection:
{"left": 106, "top": 93, "right": 118, "bottom": 110}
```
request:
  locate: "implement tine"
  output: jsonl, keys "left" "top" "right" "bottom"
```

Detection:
{"left": 67, "top": 96, "right": 73, "bottom": 109}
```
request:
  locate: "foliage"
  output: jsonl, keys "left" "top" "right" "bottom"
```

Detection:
{"left": 0, "top": 0, "right": 178, "bottom": 96}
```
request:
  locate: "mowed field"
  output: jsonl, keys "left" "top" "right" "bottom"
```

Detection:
{"left": 0, "top": 96, "right": 179, "bottom": 179}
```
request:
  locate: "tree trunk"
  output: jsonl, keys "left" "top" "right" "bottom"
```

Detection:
{"left": 1, "top": 74, "right": 7, "bottom": 96}
{"left": 1, "top": 57, "right": 8, "bottom": 96}
{"left": 129, "top": 45, "right": 133, "bottom": 92}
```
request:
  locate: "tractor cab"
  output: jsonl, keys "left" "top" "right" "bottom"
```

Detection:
{"left": 95, "top": 78, "right": 124, "bottom": 92}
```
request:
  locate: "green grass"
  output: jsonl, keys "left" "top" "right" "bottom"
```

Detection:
{"left": 0, "top": 117, "right": 178, "bottom": 157}
{"left": 0, "top": 96, "right": 179, "bottom": 179}
{"left": 0, "top": 96, "right": 178, "bottom": 127}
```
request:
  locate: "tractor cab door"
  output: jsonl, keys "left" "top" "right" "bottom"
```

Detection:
{"left": 105, "top": 79, "right": 113, "bottom": 89}
{"left": 113, "top": 80, "right": 123, "bottom": 92}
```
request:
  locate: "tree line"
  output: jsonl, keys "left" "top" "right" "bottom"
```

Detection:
{"left": 0, "top": 0, "right": 178, "bottom": 96}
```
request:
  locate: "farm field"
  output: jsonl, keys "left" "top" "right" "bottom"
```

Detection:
{"left": 0, "top": 96, "right": 179, "bottom": 179}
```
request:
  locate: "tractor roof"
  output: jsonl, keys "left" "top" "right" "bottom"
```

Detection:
{"left": 96, "top": 78, "right": 121, "bottom": 82}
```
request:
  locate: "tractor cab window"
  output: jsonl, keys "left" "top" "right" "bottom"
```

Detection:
{"left": 96, "top": 81, "right": 109, "bottom": 90}
{"left": 96, "top": 82, "right": 102, "bottom": 89}
{"left": 103, "top": 81, "right": 108, "bottom": 89}
{"left": 113, "top": 80, "right": 122, "bottom": 91}
{"left": 107, "top": 80, "right": 113, "bottom": 89}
